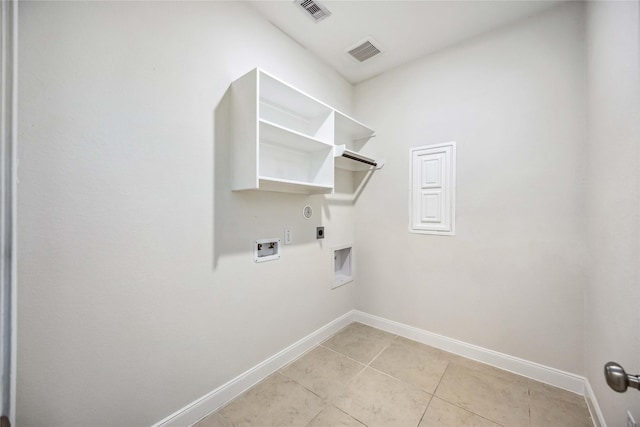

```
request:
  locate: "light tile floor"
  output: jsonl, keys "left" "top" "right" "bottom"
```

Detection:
{"left": 195, "top": 323, "right": 593, "bottom": 427}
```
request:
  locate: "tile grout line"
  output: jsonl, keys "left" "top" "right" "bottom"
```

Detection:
{"left": 321, "top": 339, "right": 437, "bottom": 397}
{"left": 317, "top": 344, "right": 370, "bottom": 385}
{"left": 528, "top": 387, "right": 532, "bottom": 427}
{"left": 319, "top": 343, "right": 369, "bottom": 369}
{"left": 365, "top": 334, "right": 398, "bottom": 367}
{"left": 278, "top": 337, "right": 371, "bottom": 425}
{"left": 278, "top": 369, "right": 318, "bottom": 396}
{"left": 430, "top": 359, "right": 450, "bottom": 397}
{"left": 315, "top": 328, "right": 384, "bottom": 426}
{"left": 365, "top": 334, "right": 436, "bottom": 427}
{"left": 415, "top": 394, "right": 433, "bottom": 427}
{"left": 322, "top": 329, "right": 440, "bottom": 425}
{"left": 348, "top": 334, "right": 422, "bottom": 385}
{"left": 430, "top": 394, "right": 508, "bottom": 427}
{"left": 325, "top": 334, "right": 456, "bottom": 399}
{"left": 332, "top": 405, "right": 368, "bottom": 427}
{"left": 304, "top": 409, "right": 323, "bottom": 427}
{"left": 426, "top": 361, "right": 509, "bottom": 427}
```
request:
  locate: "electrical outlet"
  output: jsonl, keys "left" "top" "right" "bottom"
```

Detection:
{"left": 284, "top": 229, "right": 292, "bottom": 245}
{"left": 628, "top": 410, "right": 636, "bottom": 427}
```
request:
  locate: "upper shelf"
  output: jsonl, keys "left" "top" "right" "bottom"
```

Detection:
{"left": 334, "top": 111, "right": 375, "bottom": 149}
{"left": 259, "top": 72, "right": 334, "bottom": 144}
{"left": 259, "top": 72, "right": 333, "bottom": 123}
{"left": 229, "top": 68, "right": 381, "bottom": 194}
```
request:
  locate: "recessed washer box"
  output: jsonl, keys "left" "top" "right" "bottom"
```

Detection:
{"left": 332, "top": 245, "right": 353, "bottom": 289}
{"left": 254, "top": 238, "right": 281, "bottom": 263}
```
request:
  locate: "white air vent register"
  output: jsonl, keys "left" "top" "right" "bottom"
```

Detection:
{"left": 295, "top": 0, "right": 332, "bottom": 22}
{"left": 347, "top": 38, "right": 383, "bottom": 62}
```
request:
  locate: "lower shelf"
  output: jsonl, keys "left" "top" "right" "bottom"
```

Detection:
{"left": 258, "top": 177, "right": 333, "bottom": 194}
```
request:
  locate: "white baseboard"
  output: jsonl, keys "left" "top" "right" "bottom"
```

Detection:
{"left": 151, "top": 310, "right": 355, "bottom": 427}
{"left": 584, "top": 378, "right": 607, "bottom": 427}
{"left": 352, "top": 311, "right": 587, "bottom": 395}
{"left": 153, "top": 310, "right": 603, "bottom": 427}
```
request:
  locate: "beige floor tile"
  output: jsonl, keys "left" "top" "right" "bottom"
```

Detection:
{"left": 418, "top": 397, "right": 501, "bottom": 427}
{"left": 193, "top": 412, "right": 233, "bottom": 427}
{"left": 435, "top": 362, "right": 529, "bottom": 427}
{"left": 307, "top": 406, "right": 366, "bottom": 427}
{"left": 530, "top": 385, "right": 592, "bottom": 427}
{"left": 204, "top": 325, "right": 596, "bottom": 427}
{"left": 322, "top": 323, "right": 396, "bottom": 364}
{"left": 370, "top": 337, "right": 451, "bottom": 393}
{"left": 333, "top": 367, "right": 431, "bottom": 427}
{"left": 281, "top": 346, "right": 366, "bottom": 400}
{"left": 528, "top": 381, "right": 587, "bottom": 407}
{"left": 219, "top": 373, "right": 325, "bottom": 427}
{"left": 452, "top": 357, "right": 531, "bottom": 389}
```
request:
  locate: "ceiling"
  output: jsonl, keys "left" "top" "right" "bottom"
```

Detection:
{"left": 247, "top": 0, "right": 564, "bottom": 84}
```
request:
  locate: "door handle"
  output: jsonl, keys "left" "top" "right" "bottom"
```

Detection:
{"left": 604, "top": 362, "right": 640, "bottom": 393}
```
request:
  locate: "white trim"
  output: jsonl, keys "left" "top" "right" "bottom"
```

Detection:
{"left": 151, "top": 310, "right": 355, "bottom": 427}
{"left": 153, "top": 310, "right": 602, "bottom": 427}
{"left": 0, "top": 1, "right": 17, "bottom": 424}
{"left": 9, "top": 0, "right": 17, "bottom": 421}
{"left": 584, "top": 378, "right": 607, "bottom": 427}
{"left": 352, "top": 311, "right": 587, "bottom": 395}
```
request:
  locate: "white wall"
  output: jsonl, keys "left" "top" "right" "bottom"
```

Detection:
{"left": 18, "top": 1, "right": 640, "bottom": 426}
{"left": 353, "top": 3, "right": 588, "bottom": 374}
{"left": 585, "top": 1, "right": 640, "bottom": 425}
{"left": 17, "top": 2, "right": 357, "bottom": 426}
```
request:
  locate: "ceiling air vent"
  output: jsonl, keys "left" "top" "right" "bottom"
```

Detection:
{"left": 347, "top": 38, "right": 382, "bottom": 63}
{"left": 295, "top": 0, "right": 332, "bottom": 23}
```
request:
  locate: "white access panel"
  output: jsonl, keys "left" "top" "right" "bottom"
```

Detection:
{"left": 410, "top": 142, "right": 456, "bottom": 235}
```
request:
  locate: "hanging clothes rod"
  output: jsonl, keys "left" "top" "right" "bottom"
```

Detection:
{"left": 334, "top": 145, "right": 383, "bottom": 170}
{"left": 341, "top": 152, "right": 377, "bottom": 167}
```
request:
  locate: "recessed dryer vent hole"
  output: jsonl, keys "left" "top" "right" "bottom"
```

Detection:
{"left": 333, "top": 245, "right": 353, "bottom": 289}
